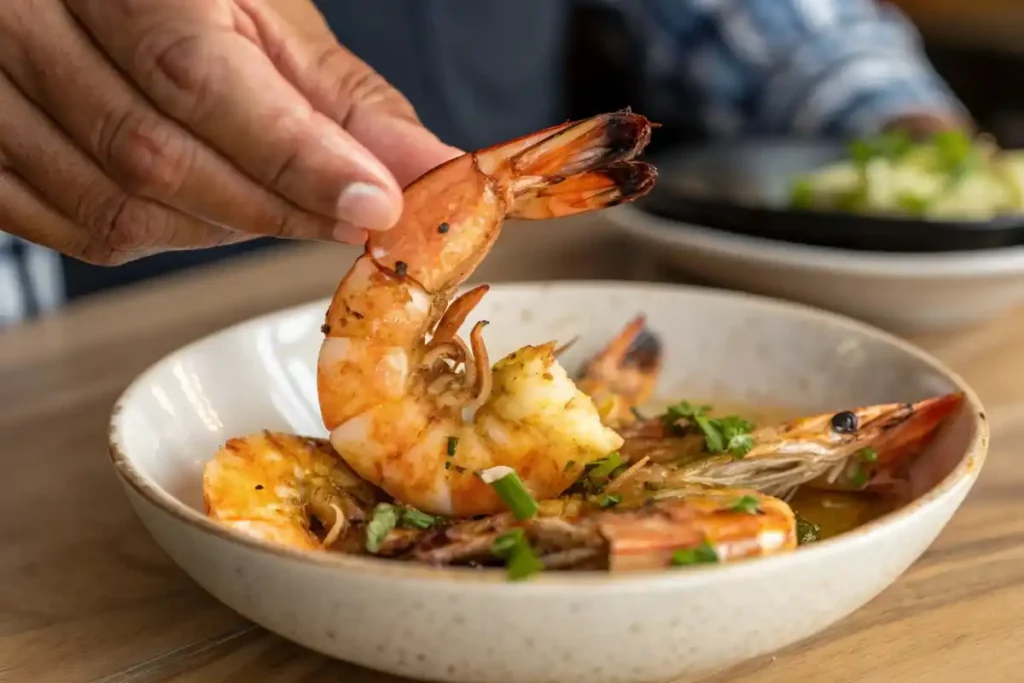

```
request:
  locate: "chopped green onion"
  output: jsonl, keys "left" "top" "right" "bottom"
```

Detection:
{"left": 586, "top": 452, "right": 623, "bottom": 479}
{"left": 859, "top": 447, "right": 879, "bottom": 462}
{"left": 629, "top": 406, "right": 647, "bottom": 421}
{"left": 400, "top": 507, "right": 439, "bottom": 530}
{"left": 671, "top": 539, "right": 719, "bottom": 566}
{"left": 796, "top": 515, "right": 821, "bottom": 545}
{"left": 365, "top": 503, "right": 399, "bottom": 553}
{"left": 850, "top": 463, "right": 869, "bottom": 488}
{"left": 446, "top": 436, "right": 459, "bottom": 457}
{"left": 563, "top": 459, "right": 576, "bottom": 473}
{"left": 729, "top": 495, "right": 761, "bottom": 515}
{"left": 480, "top": 466, "right": 538, "bottom": 520}
{"left": 597, "top": 494, "right": 621, "bottom": 509}
{"left": 492, "top": 528, "right": 543, "bottom": 581}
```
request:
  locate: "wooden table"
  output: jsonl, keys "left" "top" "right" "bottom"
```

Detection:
{"left": 2, "top": 219, "right": 1023, "bottom": 683}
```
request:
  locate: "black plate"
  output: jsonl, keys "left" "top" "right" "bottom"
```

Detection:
{"left": 636, "top": 139, "right": 1024, "bottom": 252}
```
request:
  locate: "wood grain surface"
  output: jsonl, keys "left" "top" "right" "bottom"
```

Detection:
{"left": 1, "top": 218, "right": 1022, "bottom": 683}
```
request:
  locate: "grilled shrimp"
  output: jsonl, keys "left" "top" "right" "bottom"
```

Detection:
{"left": 576, "top": 315, "right": 662, "bottom": 429}
{"left": 317, "top": 111, "right": 658, "bottom": 517}
{"left": 618, "top": 393, "right": 964, "bottom": 500}
{"left": 203, "top": 432, "right": 382, "bottom": 550}
{"left": 407, "top": 487, "right": 795, "bottom": 572}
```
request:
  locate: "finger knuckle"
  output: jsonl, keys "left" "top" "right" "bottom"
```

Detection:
{"left": 96, "top": 110, "right": 193, "bottom": 198}
{"left": 79, "top": 193, "right": 161, "bottom": 259}
{"left": 106, "top": 197, "right": 165, "bottom": 252}
{"left": 316, "top": 48, "right": 411, "bottom": 119}
{"left": 141, "top": 31, "right": 220, "bottom": 118}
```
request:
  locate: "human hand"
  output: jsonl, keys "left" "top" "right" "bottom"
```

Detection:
{"left": 0, "top": 0, "right": 461, "bottom": 265}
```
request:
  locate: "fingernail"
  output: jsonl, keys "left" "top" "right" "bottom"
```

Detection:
{"left": 335, "top": 182, "right": 400, "bottom": 231}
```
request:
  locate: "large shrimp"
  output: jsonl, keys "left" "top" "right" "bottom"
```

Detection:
{"left": 575, "top": 315, "right": 662, "bottom": 429}
{"left": 203, "top": 432, "right": 383, "bottom": 550}
{"left": 403, "top": 487, "right": 795, "bottom": 572}
{"left": 618, "top": 393, "right": 964, "bottom": 500}
{"left": 317, "top": 111, "right": 658, "bottom": 517}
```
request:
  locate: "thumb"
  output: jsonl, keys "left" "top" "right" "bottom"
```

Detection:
{"left": 241, "top": 0, "right": 462, "bottom": 188}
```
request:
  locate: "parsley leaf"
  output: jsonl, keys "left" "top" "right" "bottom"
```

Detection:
{"left": 664, "top": 402, "right": 755, "bottom": 459}
{"left": 671, "top": 539, "right": 719, "bottom": 566}
{"left": 729, "top": 495, "right": 761, "bottom": 515}
{"left": 796, "top": 515, "right": 821, "bottom": 545}
{"left": 586, "top": 452, "right": 624, "bottom": 479}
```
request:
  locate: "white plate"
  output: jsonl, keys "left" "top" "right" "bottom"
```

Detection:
{"left": 108, "top": 282, "right": 987, "bottom": 683}
{"left": 608, "top": 205, "right": 1024, "bottom": 333}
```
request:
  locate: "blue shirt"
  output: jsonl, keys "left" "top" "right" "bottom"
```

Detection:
{"left": 1, "top": 0, "right": 964, "bottom": 324}
{"left": 321, "top": 0, "right": 964, "bottom": 148}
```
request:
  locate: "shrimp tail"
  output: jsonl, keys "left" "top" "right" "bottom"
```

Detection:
{"left": 500, "top": 111, "right": 657, "bottom": 218}
{"left": 576, "top": 315, "right": 663, "bottom": 428}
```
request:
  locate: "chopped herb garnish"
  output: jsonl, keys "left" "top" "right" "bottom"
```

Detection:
{"left": 796, "top": 515, "right": 821, "bottom": 545}
{"left": 859, "top": 446, "right": 879, "bottom": 462}
{"left": 400, "top": 507, "right": 439, "bottom": 530}
{"left": 671, "top": 539, "right": 719, "bottom": 566}
{"left": 729, "top": 495, "right": 761, "bottom": 515}
{"left": 492, "top": 528, "right": 544, "bottom": 581}
{"left": 629, "top": 406, "right": 646, "bottom": 421}
{"left": 446, "top": 436, "right": 459, "bottom": 457}
{"left": 365, "top": 503, "right": 399, "bottom": 553}
{"left": 564, "top": 459, "right": 576, "bottom": 472}
{"left": 664, "top": 402, "right": 755, "bottom": 459}
{"left": 453, "top": 465, "right": 467, "bottom": 474}
{"left": 850, "top": 463, "right": 869, "bottom": 488}
{"left": 586, "top": 452, "right": 624, "bottom": 479}
{"left": 444, "top": 461, "right": 452, "bottom": 470}
{"left": 597, "top": 494, "right": 621, "bottom": 509}
{"left": 480, "top": 467, "right": 539, "bottom": 520}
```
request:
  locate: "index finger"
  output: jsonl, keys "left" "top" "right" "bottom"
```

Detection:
{"left": 64, "top": 0, "right": 403, "bottom": 231}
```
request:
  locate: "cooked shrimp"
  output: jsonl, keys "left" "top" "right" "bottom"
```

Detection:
{"left": 317, "top": 111, "right": 658, "bottom": 517}
{"left": 576, "top": 315, "right": 662, "bottom": 429}
{"left": 409, "top": 487, "right": 795, "bottom": 572}
{"left": 203, "top": 432, "right": 382, "bottom": 550}
{"left": 619, "top": 393, "right": 963, "bottom": 500}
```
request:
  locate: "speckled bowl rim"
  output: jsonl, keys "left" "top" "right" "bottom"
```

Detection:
{"left": 108, "top": 281, "right": 989, "bottom": 589}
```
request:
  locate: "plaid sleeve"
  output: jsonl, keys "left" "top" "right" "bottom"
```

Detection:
{"left": 593, "top": 0, "right": 967, "bottom": 137}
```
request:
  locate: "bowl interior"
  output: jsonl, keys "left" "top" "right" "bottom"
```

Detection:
{"left": 113, "top": 283, "right": 979, "bottom": 529}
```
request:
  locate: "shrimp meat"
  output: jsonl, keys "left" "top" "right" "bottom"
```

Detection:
{"left": 317, "top": 111, "right": 658, "bottom": 517}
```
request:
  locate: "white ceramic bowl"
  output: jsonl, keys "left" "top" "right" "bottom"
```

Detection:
{"left": 607, "top": 205, "right": 1024, "bottom": 333}
{"left": 109, "top": 283, "right": 987, "bottom": 683}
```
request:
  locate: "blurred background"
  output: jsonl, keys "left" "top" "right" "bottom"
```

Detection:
{"left": 566, "top": 0, "right": 1024, "bottom": 148}
{"left": 15, "top": 0, "right": 1024, "bottom": 316}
